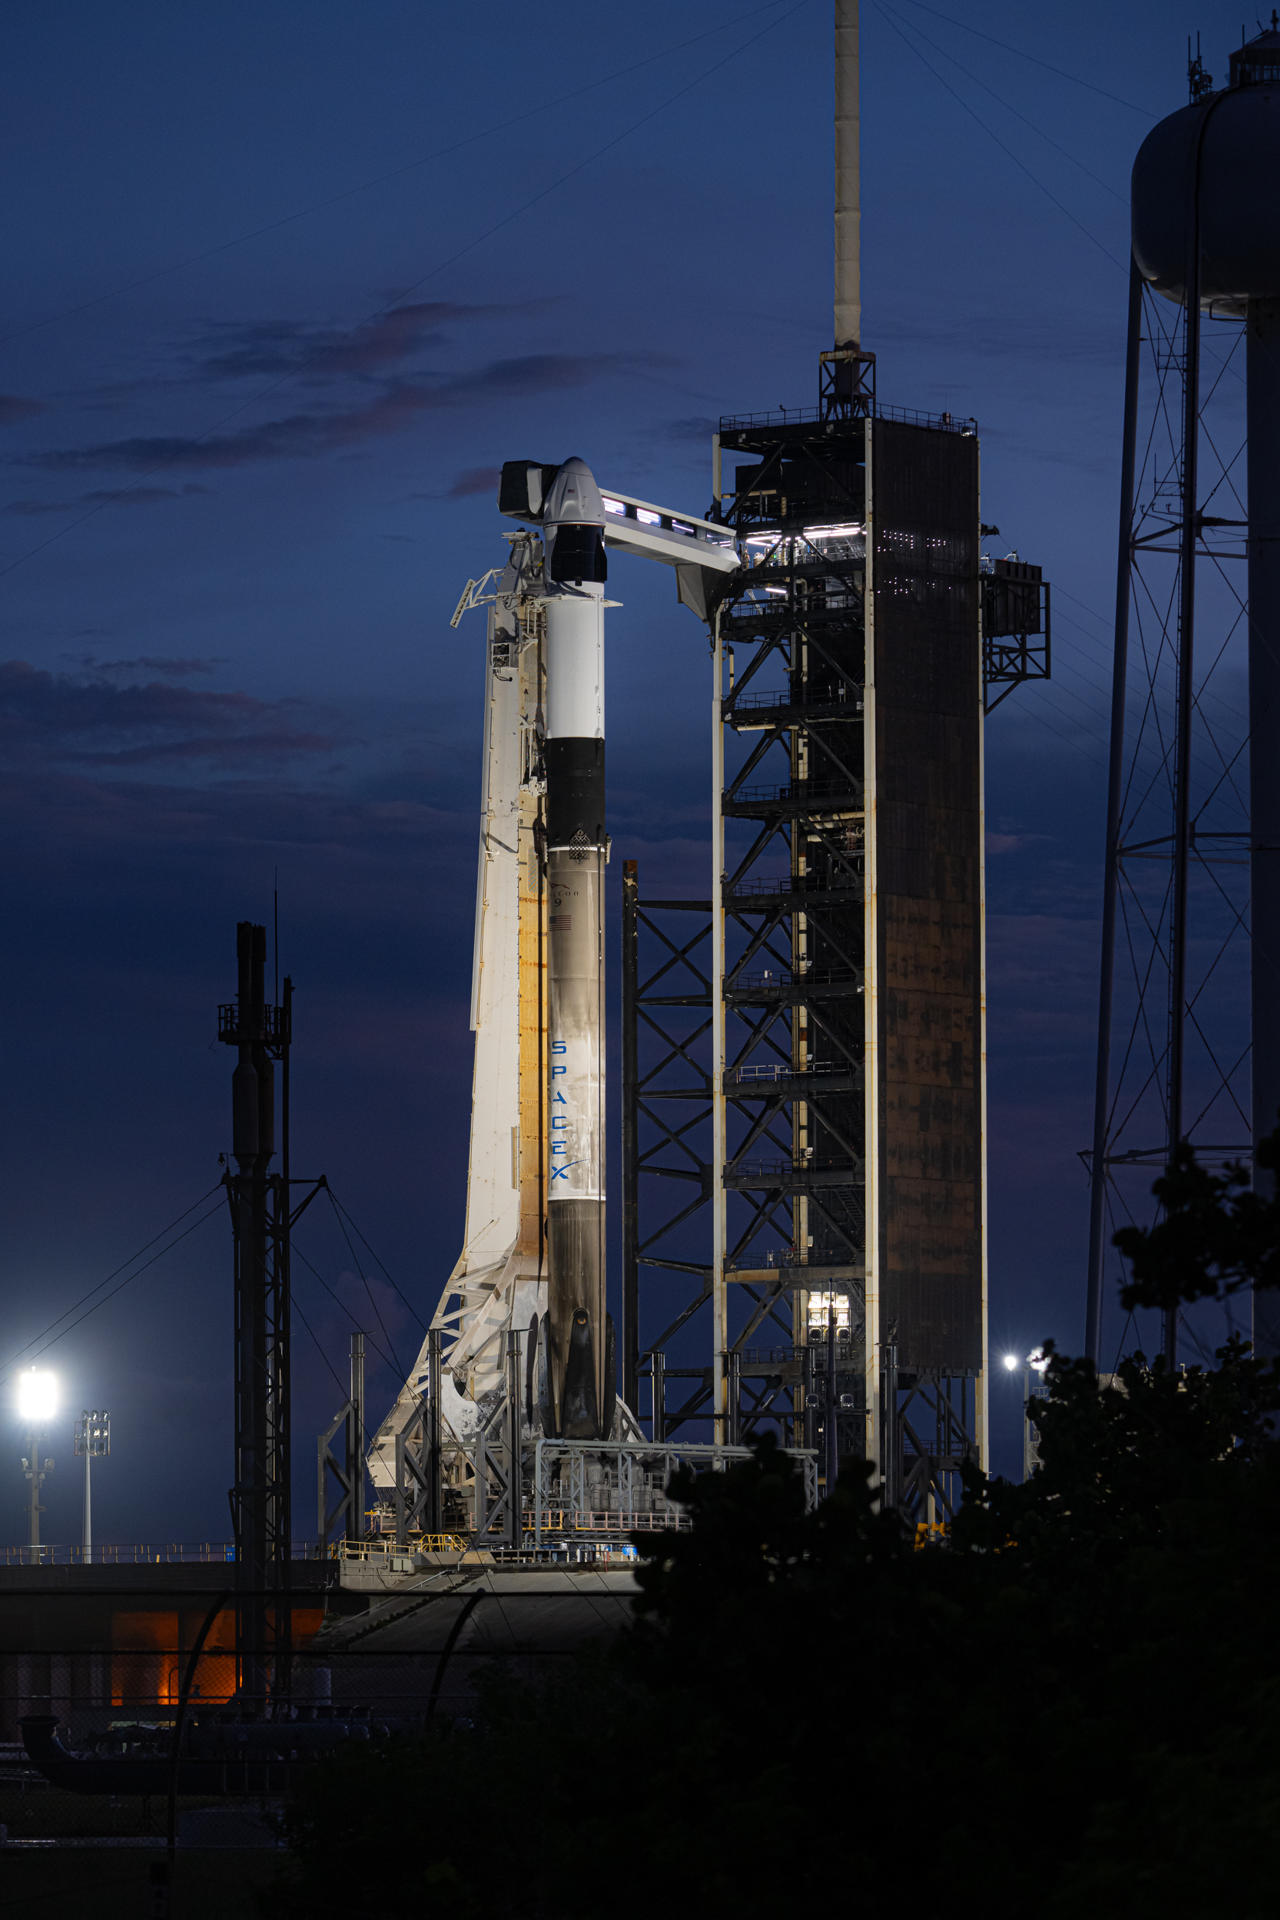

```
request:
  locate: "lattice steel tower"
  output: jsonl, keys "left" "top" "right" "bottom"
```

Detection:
{"left": 623, "top": 1, "right": 1047, "bottom": 1512}
{"left": 1086, "top": 24, "right": 1280, "bottom": 1368}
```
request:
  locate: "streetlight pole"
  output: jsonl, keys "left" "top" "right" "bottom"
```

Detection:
{"left": 1023, "top": 1351, "right": 1049, "bottom": 1480}
{"left": 74, "top": 1410, "right": 110, "bottom": 1561}
{"left": 1002, "top": 1351, "right": 1048, "bottom": 1483}
{"left": 23, "top": 1433, "right": 46, "bottom": 1551}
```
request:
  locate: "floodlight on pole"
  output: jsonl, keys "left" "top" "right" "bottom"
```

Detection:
{"left": 74, "top": 1410, "right": 110, "bottom": 1561}
{"left": 1020, "top": 1350, "right": 1051, "bottom": 1479}
{"left": 17, "top": 1367, "right": 58, "bottom": 1557}
{"left": 17, "top": 1368, "right": 58, "bottom": 1423}
{"left": 1001, "top": 1353, "right": 1019, "bottom": 1372}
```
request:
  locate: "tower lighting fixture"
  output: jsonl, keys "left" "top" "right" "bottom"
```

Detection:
{"left": 17, "top": 1367, "right": 58, "bottom": 1423}
{"left": 74, "top": 1409, "right": 110, "bottom": 1559}
{"left": 17, "top": 1366, "right": 58, "bottom": 1556}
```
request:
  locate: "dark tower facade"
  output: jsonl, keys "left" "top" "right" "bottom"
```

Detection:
{"left": 714, "top": 372, "right": 989, "bottom": 1502}
{"left": 623, "top": 343, "right": 1046, "bottom": 1509}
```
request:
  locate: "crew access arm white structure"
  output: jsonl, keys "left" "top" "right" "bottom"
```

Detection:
{"left": 369, "top": 463, "right": 736, "bottom": 1480}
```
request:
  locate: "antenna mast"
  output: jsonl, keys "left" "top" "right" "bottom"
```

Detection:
{"left": 834, "top": 0, "right": 861, "bottom": 348}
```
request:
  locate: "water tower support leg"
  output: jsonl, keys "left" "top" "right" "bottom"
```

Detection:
{"left": 1248, "top": 296, "right": 1280, "bottom": 1354}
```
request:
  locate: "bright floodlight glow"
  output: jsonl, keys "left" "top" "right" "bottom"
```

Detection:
{"left": 1001, "top": 1353, "right": 1019, "bottom": 1372}
{"left": 1028, "top": 1348, "right": 1049, "bottom": 1375}
{"left": 801, "top": 523, "right": 865, "bottom": 541}
{"left": 17, "top": 1367, "right": 58, "bottom": 1423}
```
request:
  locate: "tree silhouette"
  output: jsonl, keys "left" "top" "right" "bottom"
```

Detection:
{"left": 272, "top": 1136, "right": 1280, "bottom": 1918}
{"left": 1114, "top": 1127, "right": 1280, "bottom": 1315}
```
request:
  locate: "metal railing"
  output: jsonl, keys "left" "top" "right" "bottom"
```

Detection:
{"left": 724, "top": 873, "right": 862, "bottom": 898}
{"left": 725, "top": 781, "right": 863, "bottom": 807}
{"left": 527, "top": 1511, "right": 684, "bottom": 1538}
{"left": 727, "top": 1249, "right": 865, "bottom": 1272}
{"left": 333, "top": 1535, "right": 469, "bottom": 1562}
{"left": 719, "top": 400, "right": 974, "bottom": 434}
{"left": 730, "top": 685, "right": 863, "bottom": 711}
{"left": 724, "top": 585, "right": 862, "bottom": 617}
{"left": 727, "top": 1154, "right": 865, "bottom": 1182}
{"left": 727, "top": 967, "right": 863, "bottom": 993}
{"left": 729, "top": 1060, "right": 861, "bottom": 1084}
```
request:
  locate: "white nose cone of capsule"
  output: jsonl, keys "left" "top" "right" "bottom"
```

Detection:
{"left": 541, "top": 456, "right": 608, "bottom": 598}
{"left": 541, "top": 455, "right": 606, "bottom": 532}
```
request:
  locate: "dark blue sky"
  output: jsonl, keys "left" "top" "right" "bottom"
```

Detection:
{"left": 0, "top": 1, "right": 1250, "bottom": 1540}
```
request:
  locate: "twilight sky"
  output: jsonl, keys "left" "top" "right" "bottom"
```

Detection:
{"left": 0, "top": 0, "right": 1253, "bottom": 1541}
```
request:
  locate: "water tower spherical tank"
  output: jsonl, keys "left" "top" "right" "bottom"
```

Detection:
{"left": 1126, "top": 26, "right": 1280, "bottom": 1328}
{"left": 1131, "top": 29, "right": 1280, "bottom": 312}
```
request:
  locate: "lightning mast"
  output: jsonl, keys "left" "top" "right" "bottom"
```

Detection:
{"left": 623, "top": 0, "right": 1047, "bottom": 1508}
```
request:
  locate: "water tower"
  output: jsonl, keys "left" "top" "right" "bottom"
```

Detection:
{"left": 1087, "top": 24, "right": 1280, "bottom": 1364}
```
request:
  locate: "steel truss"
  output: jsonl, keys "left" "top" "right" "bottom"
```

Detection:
{"left": 217, "top": 928, "right": 324, "bottom": 1702}
{"left": 1086, "top": 266, "right": 1254, "bottom": 1367}
{"left": 620, "top": 874, "right": 818, "bottom": 1448}
{"left": 385, "top": 1420, "right": 819, "bottom": 1545}
{"left": 622, "top": 363, "right": 1028, "bottom": 1516}
{"left": 529, "top": 1439, "right": 819, "bottom": 1540}
{"left": 317, "top": 1331, "right": 367, "bottom": 1550}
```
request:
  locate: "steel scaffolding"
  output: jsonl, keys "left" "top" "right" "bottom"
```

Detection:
{"left": 622, "top": 359, "right": 1046, "bottom": 1513}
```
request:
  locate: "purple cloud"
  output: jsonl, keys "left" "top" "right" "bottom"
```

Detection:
{"left": 67, "top": 728, "right": 342, "bottom": 768}
{"left": 7, "top": 484, "right": 208, "bottom": 515}
{"left": 72, "top": 655, "right": 221, "bottom": 678}
{"left": 443, "top": 465, "right": 501, "bottom": 499}
{"left": 0, "top": 395, "right": 44, "bottom": 425}
{"left": 21, "top": 385, "right": 435, "bottom": 473}
{"left": 197, "top": 301, "right": 484, "bottom": 380}
{"left": 0, "top": 660, "right": 340, "bottom": 770}
{"left": 21, "top": 355, "right": 654, "bottom": 473}
{"left": 987, "top": 831, "right": 1042, "bottom": 856}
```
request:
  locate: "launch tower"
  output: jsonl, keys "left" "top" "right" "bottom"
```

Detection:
{"left": 371, "top": 0, "right": 1047, "bottom": 1540}
{"left": 624, "top": 2, "right": 1047, "bottom": 1513}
